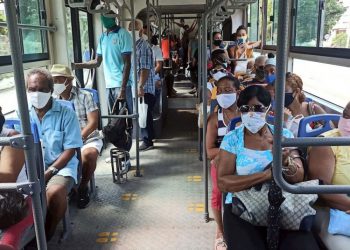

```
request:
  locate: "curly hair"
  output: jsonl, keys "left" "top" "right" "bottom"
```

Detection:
{"left": 286, "top": 72, "right": 306, "bottom": 103}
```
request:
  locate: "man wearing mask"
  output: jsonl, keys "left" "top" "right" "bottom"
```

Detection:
{"left": 73, "top": 15, "right": 133, "bottom": 114}
{"left": 26, "top": 69, "right": 83, "bottom": 240}
{"left": 128, "top": 19, "right": 156, "bottom": 151}
{"left": 51, "top": 64, "right": 102, "bottom": 209}
{"left": 245, "top": 55, "right": 267, "bottom": 86}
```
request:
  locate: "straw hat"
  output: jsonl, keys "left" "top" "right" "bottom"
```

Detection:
{"left": 50, "top": 64, "right": 74, "bottom": 79}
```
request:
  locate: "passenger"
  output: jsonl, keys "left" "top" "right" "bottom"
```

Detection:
{"left": 181, "top": 20, "right": 197, "bottom": 70}
{"left": 150, "top": 36, "right": 164, "bottom": 92}
{"left": 206, "top": 75, "right": 241, "bottom": 250}
{"left": 212, "top": 32, "right": 230, "bottom": 64}
{"left": 232, "top": 25, "right": 261, "bottom": 75}
{"left": 128, "top": 19, "right": 156, "bottom": 151}
{"left": 188, "top": 32, "right": 199, "bottom": 94}
{"left": 308, "top": 102, "right": 350, "bottom": 249}
{"left": 264, "top": 53, "right": 276, "bottom": 102}
{"left": 208, "top": 64, "right": 229, "bottom": 113}
{"left": 227, "top": 32, "right": 237, "bottom": 60}
{"left": 245, "top": 55, "right": 267, "bottom": 86}
{"left": 50, "top": 64, "right": 103, "bottom": 209}
{"left": 217, "top": 85, "right": 319, "bottom": 250}
{"left": 0, "top": 190, "right": 28, "bottom": 230}
{"left": 174, "top": 18, "right": 186, "bottom": 41}
{"left": 284, "top": 72, "right": 327, "bottom": 137}
{"left": 26, "top": 69, "right": 83, "bottom": 240}
{"left": 73, "top": 15, "right": 133, "bottom": 114}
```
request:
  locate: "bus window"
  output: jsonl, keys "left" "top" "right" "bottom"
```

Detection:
{"left": 293, "top": 58, "right": 350, "bottom": 107}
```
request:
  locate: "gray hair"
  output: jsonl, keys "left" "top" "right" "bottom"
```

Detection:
{"left": 26, "top": 68, "right": 54, "bottom": 92}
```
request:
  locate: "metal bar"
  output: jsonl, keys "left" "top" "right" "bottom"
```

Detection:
{"left": 146, "top": 0, "right": 150, "bottom": 38}
{"left": 101, "top": 114, "right": 138, "bottom": 119}
{"left": 160, "top": 16, "right": 199, "bottom": 20}
{"left": 71, "top": 8, "right": 84, "bottom": 86}
{"left": 282, "top": 137, "right": 350, "bottom": 147}
{"left": 3, "top": 1, "right": 47, "bottom": 249}
{"left": 130, "top": 0, "right": 141, "bottom": 178}
{"left": 0, "top": 22, "right": 57, "bottom": 32}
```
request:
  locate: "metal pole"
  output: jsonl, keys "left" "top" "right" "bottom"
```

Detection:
{"left": 4, "top": 1, "right": 47, "bottom": 249}
{"left": 130, "top": 0, "right": 141, "bottom": 177}
{"left": 146, "top": 0, "right": 150, "bottom": 38}
{"left": 198, "top": 19, "right": 203, "bottom": 161}
{"left": 272, "top": 0, "right": 292, "bottom": 191}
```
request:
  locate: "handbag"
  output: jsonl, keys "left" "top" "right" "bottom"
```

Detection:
{"left": 138, "top": 97, "right": 148, "bottom": 129}
{"left": 232, "top": 179, "right": 319, "bottom": 231}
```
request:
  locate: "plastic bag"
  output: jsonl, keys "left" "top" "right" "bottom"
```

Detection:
{"left": 138, "top": 97, "right": 148, "bottom": 128}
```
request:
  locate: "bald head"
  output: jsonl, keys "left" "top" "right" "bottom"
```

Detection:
{"left": 128, "top": 19, "right": 143, "bottom": 31}
{"left": 255, "top": 55, "right": 267, "bottom": 67}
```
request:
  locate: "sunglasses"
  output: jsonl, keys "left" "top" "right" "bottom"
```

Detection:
{"left": 211, "top": 68, "right": 227, "bottom": 74}
{"left": 239, "top": 104, "right": 269, "bottom": 113}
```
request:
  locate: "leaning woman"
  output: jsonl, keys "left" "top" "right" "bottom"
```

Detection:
{"left": 217, "top": 85, "right": 319, "bottom": 250}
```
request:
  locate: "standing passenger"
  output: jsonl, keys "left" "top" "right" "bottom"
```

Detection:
{"left": 128, "top": 19, "right": 156, "bottom": 151}
{"left": 73, "top": 15, "right": 133, "bottom": 114}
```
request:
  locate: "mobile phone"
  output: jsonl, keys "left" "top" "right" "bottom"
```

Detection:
{"left": 237, "top": 38, "right": 244, "bottom": 45}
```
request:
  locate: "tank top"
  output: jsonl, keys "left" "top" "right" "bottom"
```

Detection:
{"left": 216, "top": 108, "right": 228, "bottom": 147}
{"left": 161, "top": 38, "right": 170, "bottom": 59}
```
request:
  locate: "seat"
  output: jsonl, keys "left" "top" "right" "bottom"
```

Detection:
{"left": 297, "top": 114, "right": 340, "bottom": 137}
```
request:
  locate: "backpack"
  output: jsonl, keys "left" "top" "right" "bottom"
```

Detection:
{"left": 103, "top": 100, "right": 132, "bottom": 151}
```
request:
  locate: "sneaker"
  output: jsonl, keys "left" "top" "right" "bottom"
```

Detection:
{"left": 139, "top": 142, "right": 154, "bottom": 151}
{"left": 214, "top": 237, "right": 227, "bottom": 250}
{"left": 188, "top": 88, "right": 197, "bottom": 94}
{"left": 77, "top": 187, "right": 90, "bottom": 209}
{"left": 120, "top": 159, "right": 131, "bottom": 174}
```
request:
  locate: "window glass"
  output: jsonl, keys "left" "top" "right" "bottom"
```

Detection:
{"left": 248, "top": 1, "right": 259, "bottom": 42}
{"left": 294, "top": 0, "right": 319, "bottom": 46}
{"left": 293, "top": 58, "right": 350, "bottom": 107}
{"left": 66, "top": 7, "right": 74, "bottom": 62}
{"left": 321, "top": 0, "right": 350, "bottom": 48}
{"left": 0, "top": 4, "right": 11, "bottom": 56}
{"left": 79, "top": 11, "right": 92, "bottom": 87}
{"left": 266, "top": 0, "right": 278, "bottom": 45}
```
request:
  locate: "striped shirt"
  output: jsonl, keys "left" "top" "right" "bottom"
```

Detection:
{"left": 135, "top": 38, "right": 155, "bottom": 95}
{"left": 216, "top": 108, "right": 228, "bottom": 147}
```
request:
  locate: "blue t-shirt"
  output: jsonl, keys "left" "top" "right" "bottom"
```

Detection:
{"left": 96, "top": 26, "right": 133, "bottom": 88}
{"left": 220, "top": 125, "right": 294, "bottom": 204}
{"left": 30, "top": 99, "right": 83, "bottom": 183}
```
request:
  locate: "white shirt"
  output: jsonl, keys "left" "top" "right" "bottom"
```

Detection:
{"left": 152, "top": 45, "right": 163, "bottom": 65}
{"left": 180, "top": 27, "right": 185, "bottom": 40}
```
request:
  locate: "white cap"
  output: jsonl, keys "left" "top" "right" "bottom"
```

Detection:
{"left": 265, "top": 57, "right": 276, "bottom": 66}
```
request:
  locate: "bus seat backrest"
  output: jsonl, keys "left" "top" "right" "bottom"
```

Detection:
{"left": 298, "top": 114, "right": 340, "bottom": 137}
{"left": 81, "top": 88, "right": 99, "bottom": 105}
{"left": 4, "top": 119, "right": 40, "bottom": 144}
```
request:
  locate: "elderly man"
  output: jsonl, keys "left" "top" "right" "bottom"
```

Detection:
{"left": 73, "top": 15, "right": 133, "bottom": 114}
{"left": 26, "top": 69, "right": 82, "bottom": 240}
{"left": 128, "top": 19, "right": 156, "bottom": 151}
{"left": 51, "top": 64, "right": 102, "bottom": 209}
{"left": 245, "top": 55, "right": 268, "bottom": 86}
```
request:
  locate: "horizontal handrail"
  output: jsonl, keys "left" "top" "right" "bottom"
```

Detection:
{"left": 0, "top": 22, "right": 56, "bottom": 32}
{"left": 281, "top": 137, "right": 350, "bottom": 147}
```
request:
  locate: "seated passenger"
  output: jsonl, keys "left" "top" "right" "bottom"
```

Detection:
{"left": 0, "top": 190, "right": 28, "bottom": 230}
{"left": 308, "top": 102, "right": 350, "bottom": 249}
{"left": 50, "top": 64, "right": 102, "bottom": 209}
{"left": 245, "top": 55, "right": 267, "bottom": 86}
{"left": 284, "top": 72, "right": 326, "bottom": 137}
{"left": 26, "top": 69, "right": 83, "bottom": 240}
{"left": 206, "top": 75, "right": 241, "bottom": 249}
{"left": 207, "top": 64, "right": 229, "bottom": 113}
{"left": 217, "top": 85, "right": 319, "bottom": 250}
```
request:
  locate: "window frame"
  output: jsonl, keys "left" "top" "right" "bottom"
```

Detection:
{"left": 247, "top": 0, "right": 260, "bottom": 42}
{"left": 0, "top": 0, "right": 49, "bottom": 66}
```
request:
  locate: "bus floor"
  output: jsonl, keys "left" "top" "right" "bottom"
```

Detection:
{"left": 47, "top": 107, "right": 216, "bottom": 249}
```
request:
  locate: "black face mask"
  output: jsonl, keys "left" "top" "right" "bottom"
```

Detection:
{"left": 284, "top": 93, "right": 295, "bottom": 107}
{"left": 213, "top": 39, "right": 223, "bottom": 46}
{"left": 255, "top": 68, "right": 265, "bottom": 80}
{"left": 0, "top": 113, "right": 5, "bottom": 134}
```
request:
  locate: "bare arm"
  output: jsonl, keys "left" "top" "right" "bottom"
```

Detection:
{"left": 74, "top": 55, "right": 102, "bottom": 70}
{"left": 174, "top": 22, "right": 184, "bottom": 28}
{"left": 139, "top": 69, "right": 150, "bottom": 88}
{"left": 206, "top": 113, "right": 219, "bottom": 160}
{"left": 81, "top": 110, "right": 99, "bottom": 141}
{"left": 121, "top": 53, "right": 131, "bottom": 90}
{"left": 155, "top": 61, "right": 163, "bottom": 74}
{"left": 283, "top": 149, "right": 305, "bottom": 183}
{"left": 308, "top": 145, "right": 350, "bottom": 211}
{"left": 45, "top": 149, "right": 76, "bottom": 182}
{"left": 217, "top": 149, "right": 271, "bottom": 193}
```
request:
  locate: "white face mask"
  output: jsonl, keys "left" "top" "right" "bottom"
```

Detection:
{"left": 28, "top": 91, "right": 51, "bottom": 109}
{"left": 241, "top": 112, "right": 266, "bottom": 134}
{"left": 213, "top": 71, "right": 227, "bottom": 81}
{"left": 53, "top": 79, "right": 68, "bottom": 95}
{"left": 216, "top": 93, "right": 237, "bottom": 109}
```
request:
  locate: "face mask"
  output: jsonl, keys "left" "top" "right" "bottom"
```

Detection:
{"left": 255, "top": 68, "right": 265, "bottom": 80}
{"left": 28, "top": 91, "right": 51, "bottom": 110}
{"left": 241, "top": 112, "right": 266, "bottom": 134}
{"left": 217, "top": 93, "right": 237, "bottom": 109}
{"left": 213, "top": 39, "right": 222, "bottom": 46}
{"left": 212, "top": 71, "right": 227, "bottom": 81}
{"left": 53, "top": 79, "right": 68, "bottom": 96}
{"left": 284, "top": 93, "right": 295, "bottom": 107}
{"left": 265, "top": 74, "right": 276, "bottom": 84}
{"left": 101, "top": 15, "right": 116, "bottom": 29}
{"left": 338, "top": 117, "right": 350, "bottom": 137}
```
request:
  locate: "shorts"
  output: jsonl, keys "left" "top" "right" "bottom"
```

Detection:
{"left": 82, "top": 138, "right": 103, "bottom": 153}
{"left": 210, "top": 161, "right": 222, "bottom": 211}
{"left": 47, "top": 175, "right": 75, "bottom": 193}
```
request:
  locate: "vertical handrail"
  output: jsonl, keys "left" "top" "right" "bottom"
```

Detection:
{"left": 130, "top": 0, "right": 141, "bottom": 177}
{"left": 4, "top": 0, "right": 47, "bottom": 249}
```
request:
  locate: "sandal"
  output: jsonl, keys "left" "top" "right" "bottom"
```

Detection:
{"left": 214, "top": 236, "right": 227, "bottom": 250}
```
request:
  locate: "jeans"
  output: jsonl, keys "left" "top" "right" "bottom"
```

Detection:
{"left": 106, "top": 86, "right": 133, "bottom": 115}
{"left": 141, "top": 93, "right": 156, "bottom": 146}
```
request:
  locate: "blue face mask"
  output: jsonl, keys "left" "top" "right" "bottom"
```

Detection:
{"left": 265, "top": 74, "right": 276, "bottom": 84}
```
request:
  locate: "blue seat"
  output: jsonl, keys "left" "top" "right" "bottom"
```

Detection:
{"left": 228, "top": 117, "right": 242, "bottom": 131}
{"left": 81, "top": 88, "right": 99, "bottom": 105}
{"left": 4, "top": 119, "right": 40, "bottom": 143}
{"left": 297, "top": 114, "right": 340, "bottom": 137}
{"left": 56, "top": 99, "right": 75, "bottom": 110}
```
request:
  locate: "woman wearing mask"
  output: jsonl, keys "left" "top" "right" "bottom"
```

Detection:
{"left": 206, "top": 75, "right": 241, "bottom": 250}
{"left": 308, "top": 102, "right": 350, "bottom": 249}
{"left": 208, "top": 64, "right": 230, "bottom": 113}
{"left": 283, "top": 72, "right": 326, "bottom": 137}
{"left": 217, "top": 85, "right": 319, "bottom": 250}
{"left": 212, "top": 32, "right": 230, "bottom": 67}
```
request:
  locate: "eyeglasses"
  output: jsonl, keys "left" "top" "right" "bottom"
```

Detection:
{"left": 211, "top": 68, "right": 226, "bottom": 74}
{"left": 239, "top": 104, "right": 269, "bottom": 113}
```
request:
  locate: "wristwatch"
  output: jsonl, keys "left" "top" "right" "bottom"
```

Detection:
{"left": 48, "top": 166, "right": 59, "bottom": 175}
